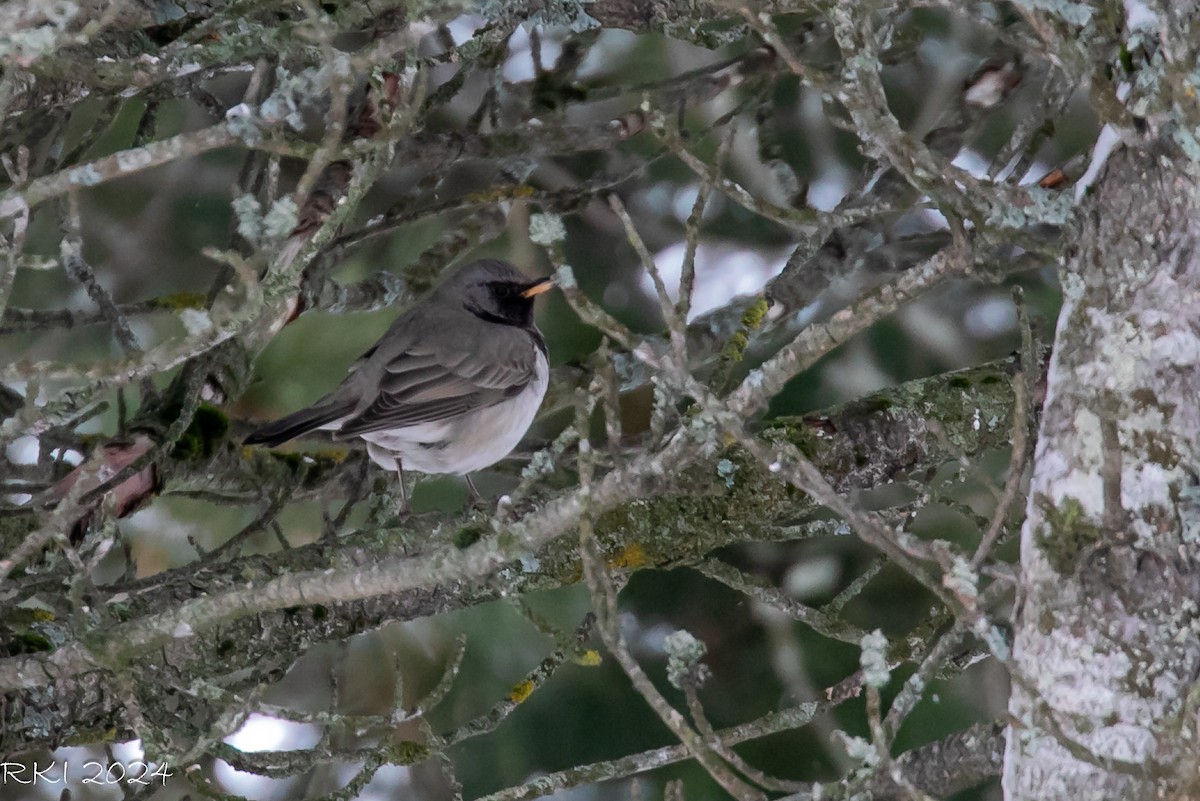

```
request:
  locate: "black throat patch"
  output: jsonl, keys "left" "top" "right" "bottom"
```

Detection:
{"left": 465, "top": 301, "right": 535, "bottom": 330}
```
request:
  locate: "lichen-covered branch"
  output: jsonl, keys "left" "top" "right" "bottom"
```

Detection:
{"left": 0, "top": 354, "right": 1022, "bottom": 751}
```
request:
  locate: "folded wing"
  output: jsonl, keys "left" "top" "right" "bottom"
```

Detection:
{"left": 335, "top": 327, "right": 537, "bottom": 437}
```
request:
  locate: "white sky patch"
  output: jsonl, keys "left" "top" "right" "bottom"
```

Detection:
{"left": 784, "top": 555, "right": 841, "bottom": 600}
{"left": 359, "top": 765, "right": 413, "bottom": 800}
{"left": 670, "top": 183, "right": 702, "bottom": 222}
{"left": 627, "top": 618, "right": 678, "bottom": 656}
{"left": 112, "top": 739, "right": 145, "bottom": 763}
{"left": 180, "top": 307, "right": 213, "bottom": 337}
{"left": 790, "top": 299, "right": 823, "bottom": 329}
{"left": 214, "top": 759, "right": 291, "bottom": 798}
{"left": 951, "top": 148, "right": 991, "bottom": 179}
{"left": 1018, "top": 160, "right": 1051, "bottom": 186}
{"left": 446, "top": 15, "right": 483, "bottom": 44}
{"left": 902, "top": 303, "right": 975, "bottom": 361}
{"left": 1077, "top": 83, "right": 1131, "bottom": 200}
{"left": 218, "top": 715, "right": 325, "bottom": 796}
{"left": 1076, "top": 124, "right": 1122, "bottom": 200}
{"left": 6, "top": 435, "right": 39, "bottom": 465}
{"left": 821, "top": 339, "right": 892, "bottom": 399}
{"left": 964, "top": 295, "right": 1018, "bottom": 337}
{"left": 49, "top": 447, "right": 84, "bottom": 466}
{"left": 36, "top": 742, "right": 150, "bottom": 794}
{"left": 672, "top": 184, "right": 698, "bottom": 220}
{"left": 503, "top": 25, "right": 562, "bottom": 82}
{"left": 226, "top": 714, "right": 322, "bottom": 753}
{"left": 807, "top": 169, "right": 852, "bottom": 211}
{"left": 577, "top": 29, "right": 637, "bottom": 80}
{"left": 640, "top": 183, "right": 672, "bottom": 216}
{"left": 919, "top": 206, "right": 951, "bottom": 231}
{"left": 670, "top": 183, "right": 726, "bottom": 223}
{"left": 41, "top": 747, "right": 84, "bottom": 784}
{"left": 642, "top": 240, "right": 789, "bottom": 320}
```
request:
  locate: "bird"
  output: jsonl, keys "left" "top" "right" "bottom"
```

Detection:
{"left": 244, "top": 259, "right": 555, "bottom": 508}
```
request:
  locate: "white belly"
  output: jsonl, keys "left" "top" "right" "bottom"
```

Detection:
{"left": 356, "top": 353, "right": 549, "bottom": 475}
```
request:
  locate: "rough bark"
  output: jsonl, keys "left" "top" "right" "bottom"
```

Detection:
{"left": 1005, "top": 143, "right": 1200, "bottom": 799}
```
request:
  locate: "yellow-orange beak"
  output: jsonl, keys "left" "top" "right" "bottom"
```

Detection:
{"left": 520, "top": 276, "right": 557, "bottom": 298}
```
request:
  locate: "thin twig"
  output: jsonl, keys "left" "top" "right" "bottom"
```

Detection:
{"left": 574, "top": 392, "right": 764, "bottom": 801}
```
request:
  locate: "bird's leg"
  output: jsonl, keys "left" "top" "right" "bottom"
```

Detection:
{"left": 395, "top": 460, "right": 410, "bottom": 516}
{"left": 366, "top": 443, "right": 410, "bottom": 519}
{"left": 464, "top": 474, "right": 483, "bottom": 506}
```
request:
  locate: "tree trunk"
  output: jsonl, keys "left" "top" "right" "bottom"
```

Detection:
{"left": 1005, "top": 143, "right": 1200, "bottom": 799}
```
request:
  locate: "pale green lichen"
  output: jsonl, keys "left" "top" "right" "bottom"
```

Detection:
{"left": 262, "top": 197, "right": 299, "bottom": 242}
{"left": 716, "top": 458, "right": 738, "bottom": 488}
{"left": 224, "top": 103, "right": 263, "bottom": 144}
{"left": 521, "top": 449, "right": 554, "bottom": 480}
{"left": 555, "top": 264, "right": 577, "bottom": 289}
{"left": 261, "top": 65, "right": 329, "bottom": 130}
{"left": 944, "top": 556, "right": 979, "bottom": 604}
{"left": 0, "top": 27, "right": 59, "bottom": 61}
{"left": 860, "top": 629, "right": 890, "bottom": 688}
{"left": 70, "top": 165, "right": 104, "bottom": 187}
{"left": 986, "top": 188, "right": 1075, "bottom": 230}
{"left": 977, "top": 621, "right": 1011, "bottom": 662}
{"left": 115, "top": 148, "right": 154, "bottom": 173}
{"left": 529, "top": 213, "right": 566, "bottom": 246}
{"left": 664, "top": 629, "right": 709, "bottom": 689}
{"left": 232, "top": 194, "right": 263, "bottom": 246}
{"left": 1028, "top": 188, "right": 1075, "bottom": 225}
{"left": 179, "top": 308, "right": 213, "bottom": 337}
{"left": 837, "top": 733, "right": 880, "bottom": 766}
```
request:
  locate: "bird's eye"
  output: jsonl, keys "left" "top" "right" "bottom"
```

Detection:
{"left": 495, "top": 285, "right": 511, "bottom": 298}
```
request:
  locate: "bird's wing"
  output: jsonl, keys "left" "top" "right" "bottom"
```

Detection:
{"left": 336, "top": 321, "right": 539, "bottom": 436}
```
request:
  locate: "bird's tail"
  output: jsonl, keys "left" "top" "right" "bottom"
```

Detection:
{"left": 244, "top": 397, "right": 357, "bottom": 447}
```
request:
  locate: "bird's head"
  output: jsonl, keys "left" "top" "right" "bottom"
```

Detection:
{"left": 442, "top": 259, "right": 556, "bottom": 328}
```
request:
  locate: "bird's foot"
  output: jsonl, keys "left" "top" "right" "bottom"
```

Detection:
{"left": 392, "top": 499, "right": 412, "bottom": 521}
{"left": 364, "top": 472, "right": 411, "bottom": 528}
{"left": 394, "top": 466, "right": 412, "bottom": 519}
